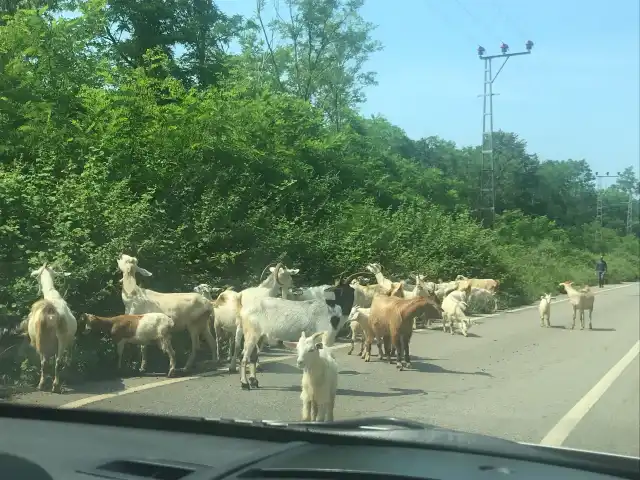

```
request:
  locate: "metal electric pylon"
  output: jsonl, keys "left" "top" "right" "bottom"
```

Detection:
{"left": 477, "top": 40, "right": 533, "bottom": 228}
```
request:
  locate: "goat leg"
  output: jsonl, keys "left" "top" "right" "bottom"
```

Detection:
{"left": 201, "top": 323, "right": 218, "bottom": 364}
{"left": 229, "top": 326, "right": 243, "bottom": 373}
{"left": 402, "top": 335, "right": 411, "bottom": 369}
{"left": 301, "top": 400, "right": 312, "bottom": 421}
{"left": 183, "top": 329, "right": 199, "bottom": 371}
{"left": 139, "top": 344, "right": 148, "bottom": 373}
{"left": 38, "top": 355, "right": 47, "bottom": 391}
{"left": 247, "top": 344, "right": 259, "bottom": 388}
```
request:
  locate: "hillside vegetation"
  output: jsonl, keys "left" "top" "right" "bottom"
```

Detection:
{"left": 1, "top": 0, "right": 638, "bottom": 386}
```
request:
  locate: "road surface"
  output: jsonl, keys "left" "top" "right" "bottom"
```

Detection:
{"left": 11, "top": 283, "right": 640, "bottom": 458}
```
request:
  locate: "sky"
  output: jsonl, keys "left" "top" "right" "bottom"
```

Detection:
{"left": 216, "top": 0, "right": 640, "bottom": 187}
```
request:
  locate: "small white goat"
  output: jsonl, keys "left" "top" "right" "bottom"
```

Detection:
{"left": 283, "top": 330, "right": 338, "bottom": 422}
{"left": 346, "top": 306, "right": 382, "bottom": 358}
{"left": 538, "top": 293, "right": 552, "bottom": 328}
{"left": 82, "top": 312, "right": 177, "bottom": 377}
{"left": 237, "top": 296, "right": 343, "bottom": 390}
{"left": 441, "top": 293, "right": 472, "bottom": 337}
{"left": 28, "top": 263, "right": 77, "bottom": 393}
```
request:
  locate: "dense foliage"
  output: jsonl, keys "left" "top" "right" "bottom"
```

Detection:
{"left": 1, "top": 0, "right": 638, "bottom": 387}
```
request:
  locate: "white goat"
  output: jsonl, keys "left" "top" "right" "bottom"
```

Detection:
{"left": 283, "top": 331, "right": 338, "bottom": 422}
{"left": 539, "top": 293, "right": 552, "bottom": 328}
{"left": 193, "top": 284, "right": 223, "bottom": 301}
{"left": 117, "top": 254, "right": 217, "bottom": 371}
{"left": 237, "top": 296, "right": 343, "bottom": 390}
{"left": 290, "top": 285, "right": 333, "bottom": 301}
{"left": 346, "top": 306, "right": 383, "bottom": 358}
{"left": 230, "top": 262, "right": 299, "bottom": 374}
{"left": 441, "top": 292, "right": 472, "bottom": 337}
{"left": 28, "top": 263, "right": 77, "bottom": 393}
{"left": 82, "top": 312, "right": 176, "bottom": 377}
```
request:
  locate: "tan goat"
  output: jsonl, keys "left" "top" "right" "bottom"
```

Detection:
{"left": 117, "top": 254, "right": 216, "bottom": 372}
{"left": 82, "top": 313, "right": 177, "bottom": 377}
{"left": 456, "top": 275, "right": 500, "bottom": 294}
{"left": 558, "top": 281, "right": 595, "bottom": 330}
{"left": 366, "top": 291, "right": 442, "bottom": 370}
{"left": 27, "top": 298, "right": 69, "bottom": 392}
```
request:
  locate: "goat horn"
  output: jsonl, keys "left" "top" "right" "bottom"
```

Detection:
{"left": 343, "top": 271, "right": 375, "bottom": 285}
{"left": 259, "top": 262, "right": 278, "bottom": 283}
{"left": 42, "top": 262, "right": 48, "bottom": 269}
{"left": 273, "top": 262, "right": 283, "bottom": 286}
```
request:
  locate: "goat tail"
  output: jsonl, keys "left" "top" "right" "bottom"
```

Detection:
{"left": 33, "top": 303, "right": 63, "bottom": 352}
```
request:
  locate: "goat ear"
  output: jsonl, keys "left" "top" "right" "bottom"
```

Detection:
{"left": 269, "top": 267, "right": 275, "bottom": 273}
{"left": 281, "top": 341, "right": 297, "bottom": 350}
{"left": 289, "top": 268, "right": 299, "bottom": 275}
{"left": 136, "top": 266, "right": 153, "bottom": 277}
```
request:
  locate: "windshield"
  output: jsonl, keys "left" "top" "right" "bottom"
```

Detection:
{"left": 1, "top": 0, "right": 639, "bottom": 461}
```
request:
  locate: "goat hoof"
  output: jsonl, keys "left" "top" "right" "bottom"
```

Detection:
{"left": 248, "top": 377, "right": 259, "bottom": 388}
{"left": 51, "top": 384, "right": 62, "bottom": 394}
{"left": 241, "top": 381, "right": 251, "bottom": 390}
{"left": 167, "top": 369, "right": 176, "bottom": 378}
{"left": 228, "top": 366, "right": 237, "bottom": 373}
{"left": 405, "top": 362, "right": 412, "bottom": 369}
{"left": 347, "top": 351, "right": 352, "bottom": 355}
{"left": 38, "top": 381, "right": 46, "bottom": 391}
{"left": 589, "top": 325, "right": 592, "bottom": 330}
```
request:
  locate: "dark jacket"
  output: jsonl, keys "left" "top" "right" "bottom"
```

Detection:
{"left": 596, "top": 259, "right": 607, "bottom": 272}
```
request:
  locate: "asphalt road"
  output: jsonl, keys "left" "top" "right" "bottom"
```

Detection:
{"left": 11, "top": 282, "right": 640, "bottom": 458}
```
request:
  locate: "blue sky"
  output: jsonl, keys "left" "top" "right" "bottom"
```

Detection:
{"left": 217, "top": 0, "right": 640, "bottom": 186}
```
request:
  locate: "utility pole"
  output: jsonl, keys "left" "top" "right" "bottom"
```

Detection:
{"left": 594, "top": 171, "right": 630, "bottom": 244}
{"left": 477, "top": 40, "right": 534, "bottom": 228}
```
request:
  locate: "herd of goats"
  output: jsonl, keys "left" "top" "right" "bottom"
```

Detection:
{"left": 20, "top": 253, "right": 595, "bottom": 422}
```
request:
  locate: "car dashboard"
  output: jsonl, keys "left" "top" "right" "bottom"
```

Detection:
{"left": 0, "top": 405, "right": 638, "bottom": 480}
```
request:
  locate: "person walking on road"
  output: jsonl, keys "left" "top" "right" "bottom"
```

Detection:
{"left": 596, "top": 255, "right": 608, "bottom": 288}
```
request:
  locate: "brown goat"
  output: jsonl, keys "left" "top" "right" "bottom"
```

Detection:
{"left": 367, "top": 294, "right": 442, "bottom": 370}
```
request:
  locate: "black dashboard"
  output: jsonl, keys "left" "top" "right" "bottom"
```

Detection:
{"left": 0, "top": 405, "right": 638, "bottom": 480}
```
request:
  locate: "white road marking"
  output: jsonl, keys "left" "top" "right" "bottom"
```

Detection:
{"left": 539, "top": 340, "right": 640, "bottom": 447}
{"left": 59, "top": 343, "right": 352, "bottom": 410}
{"left": 60, "top": 283, "right": 636, "bottom": 409}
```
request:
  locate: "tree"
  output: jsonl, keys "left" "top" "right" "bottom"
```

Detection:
{"left": 246, "top": 0, "right": 382, "bottom": 129}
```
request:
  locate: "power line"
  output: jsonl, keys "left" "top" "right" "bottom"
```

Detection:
{"left": 488, "top": 0, "right": 531, "bottom": 40}
{"left": 453, "top": 0, "right": 502, "bottom": 45}
{"left": 476, "top": 40, "right": 534, "bottom": 228}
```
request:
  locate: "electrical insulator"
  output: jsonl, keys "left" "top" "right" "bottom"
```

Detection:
{"left": 526, "top": 40, "right": 534, "bottom": 51}
{"left": 477, "top": 45, "right": 485, "bottom": 57}
{"left": 500, "top": 42, "right": 509, "bottom": 54}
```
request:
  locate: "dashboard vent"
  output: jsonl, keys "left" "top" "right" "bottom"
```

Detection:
{"left": 89, "top": 459, "right": 196, "bottom": 480}
{"left": 239, "top": 468, "right": 434, "bottom": 480}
